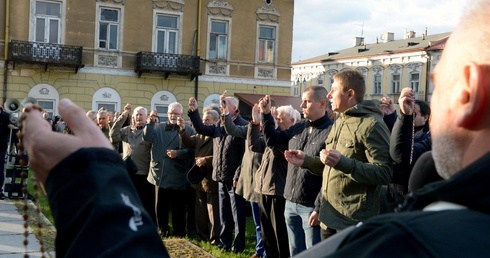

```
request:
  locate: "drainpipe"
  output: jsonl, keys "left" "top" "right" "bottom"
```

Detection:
{"left": 3, "top": 0, "right": 10, "bottom": 103}
{"left": 424, "top": 52, "right": 431, "bottom": 102}
{"left": 194, "top": 0, "right": 202, "bottom": 101}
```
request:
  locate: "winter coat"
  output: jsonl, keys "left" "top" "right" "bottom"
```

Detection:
{"left": 46, "top": 148, "right": 169, "bottom": 257}
{"left": 304, "top": 100, "right": 392, "bottom": 230}
{"left": 110, "top": 114, "right": 151, "bottom": 175}
{"left": 188, "top": 109, "right": 248, "bottom": 184}
{"left": 222, "top": 114, "right": 262, "bottom": 202}
{"left": 327, "top": 152, "right": 490, "bottom": 257}
{"left": 143, "top": 121, "right": 195, "bottom": 190}
{"left": 180, "top": 129, "right": 218, "bottom": 194}
{"left": 250, "top": 124, "right": 288, "bottom": 197}
{"left": 262, "top": 112, "right": 333, "bottom": 206}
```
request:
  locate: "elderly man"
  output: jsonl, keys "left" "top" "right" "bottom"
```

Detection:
{"left": 180, "top": 107, "right": 220, "bottom": 245}
{"left": 187, "top": 96, "right": 248, "bottom": 253}
{"left": 286, "top": 70, "right": 392, "bottom": 240}
{"left": 110, "top": 104, "right": 155, "bottom": 223}
{"left": 144, "top": 102, "right": 195, "bottom": 237}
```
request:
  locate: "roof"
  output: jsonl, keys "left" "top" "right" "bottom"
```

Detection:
{"left": 293, "top": 32, "right": 451, "bottom": 65}
{"left": 234, "top": 93, "right": 302, "bottom": 114}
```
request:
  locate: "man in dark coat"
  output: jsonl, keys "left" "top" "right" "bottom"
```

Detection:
{"left": 0, "top": 105, "right": 16, "bottom": 199}
{"left": 187, "top": 96, "right": 248, "bottom": 253}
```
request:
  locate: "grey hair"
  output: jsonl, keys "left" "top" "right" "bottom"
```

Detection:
{"left": 204, "top": 109, "right": 220, "bottom": 121}
{"left": 277, "top": 105, "right": 300, "bottom": 124}
{"left": 168, "top": 102, "right": 183, "bottom": 113}
{"left": 133, "top": 106, "right": 148, "bottom": 116}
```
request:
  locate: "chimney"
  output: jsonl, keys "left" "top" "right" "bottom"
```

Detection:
{"left": 381, "top": 32, "right": 394, "bottom": 43}
{"left": 353, "top": 37, "right": 364, "bottom": 47}
{"left": 406, "top": 30, "right": 416, "bottom": 39}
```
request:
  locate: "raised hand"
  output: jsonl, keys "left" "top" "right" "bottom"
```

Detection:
{"left": 380, "top": 96, "right": 395, "bottom": 116}
{"left": 398, "top": 87, "right": 415, "bottom": 115}
{"left": 188, "top": 97, "right": 198, "bottom": 112}
{"left": 251, "top": 104, "right": 262, "bottom": 125}
{"left": 20, "top": 99, "right": 113, "bottom": 183}
{"left": 259, "top": 95, "right": 271, "bottom": 114}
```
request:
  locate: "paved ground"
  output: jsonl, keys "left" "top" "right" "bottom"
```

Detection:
{"left": 1, "top": 198, "right": 213, "bottom": 257}
{"left": 0, "top": 198, "right": 50, "bottom": 257}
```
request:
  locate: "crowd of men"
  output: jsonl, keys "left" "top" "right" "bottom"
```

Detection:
{"left": 5, "top": 1, "right": 490, "bottom": 256}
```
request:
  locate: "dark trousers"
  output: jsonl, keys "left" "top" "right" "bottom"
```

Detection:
{"left": 186, "top": 184, "right": 196, "bottom": 234}
{"left": 195, "top": 190, "right": 220, "bottom": 243}
{"left": 260, "top": 194, "right": 289, "bottom": 258}
{"left": 0, "top": 147, "right": 6, "bottom": 192}
{"left": 218, "top": 181, "right": 246, "bottom": 252}
{"left": 130, "top": 174, "right": 156, "bottom": 224}
{"left": 321, "top": 227, "right": 338, "bottom": 241}
{"left": 155, "top": 187, "right": 186, "bottom": 237}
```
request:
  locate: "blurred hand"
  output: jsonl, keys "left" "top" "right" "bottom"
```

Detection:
{"left": 166, "top": 149, "right": 178, "bottom": 159}
{"left": 380, "top": 96, "right": 395, "bottom": 116}
{"left": 320, "top": 149, "right": 341, "bottom": 167}
{"left": 259, "top": 95, "right": 271, "bottom": 114}
{"left": 284, "top": 149, "right": 305, "bottom": 167}
{"left": 195, "top": 157, "right": 207, "bottom": 167}
{"left": 177, "top": 117, "right": 186, "bottom": 130}
{"left": 188, "top": 97, "right": 198, "bottom": 112}
{"left": 149, "top": 109, "right": 158, "bottom": 123}
{"left": 251, "top": 104, "right": 262, "bottom": 125}
{"left": 399, "top": 87, "right": 415, "bottom": 115}
{"left": 21, "top": 99, "right": 113, "bottom": 184}
{"left": 308, "top": 211, "right": 320, "bottom": 227}
{"left": 124, "top": 103, "right": 132, "bottom": 112}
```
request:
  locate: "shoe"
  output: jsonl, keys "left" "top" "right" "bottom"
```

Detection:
{"left": 210, "top": 239, "right": 219, "bottom": 246}
{"left": 232, "top": 247, "right": 244, "bottom": 254}
{"left": 217, "top": 244, "right": 231, "bottom": 251}
{"left": 250, "top": 254, "right": 262, "bottom": 258}
{"left": 0, "top": 192, "right": 7, "bottom": 200}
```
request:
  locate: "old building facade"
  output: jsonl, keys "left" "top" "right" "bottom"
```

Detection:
{"left": 0, "top": 0, "right": 294, "bottom": 120}
{"left": 291, "top": 31, "right": 449, "bottom": 103}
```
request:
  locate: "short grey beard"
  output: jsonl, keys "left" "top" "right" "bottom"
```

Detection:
{"left": 432, "top": 134, "right": 462, "bottom": 179}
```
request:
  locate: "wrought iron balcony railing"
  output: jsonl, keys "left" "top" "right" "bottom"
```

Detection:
{"left": 8, "top": 40, "right": 84, "bottom": 72}
{"left": 135, "top": 51, "right": 201, "bottom": 80}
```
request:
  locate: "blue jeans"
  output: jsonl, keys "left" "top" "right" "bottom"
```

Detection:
{"left": 251, "top": 201, "right": 266, "bottom": 257}
{"left": 284, "top": 200, "right": 320, "bottom": 256}
{"left": 218, "top": 182, "right": 246, "bottom": 252}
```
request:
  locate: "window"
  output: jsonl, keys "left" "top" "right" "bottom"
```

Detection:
{"left": 98, "top": 8, "right": 120, "bottom": 50}
{"left": 317, "top": 74, "right": 324, "bottom": 86}
{"left": 374, "top": 74, "right": 382, "bottom": 94}
{"left": 38, "top": 100, "right": 55, "bottom": 118}
{"left": 209, "top": 21, "right": 228, "bottom": 60}
{"left": 392, "top": 74, "right": 401, "bottom": 93}
{"left": 155, "top": 105, "right": 169, "bottom": 123}
{"left": 410, "top": 73, "right": 420, "bottom": 92}
{"left": 258, "top": 26, "right": 275, "bottom": 63}
{"left": 97, "top": 102, "right": 116, "bottom": 114}
{"left": 155, "top": 14, "right": 179, "bottom": 54}
{"left": 34, "top": 1, "right": 61, "bottom": 43}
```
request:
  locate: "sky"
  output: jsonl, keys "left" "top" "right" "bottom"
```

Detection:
{"left": 292, "top": 0, "right": 472, "bottom": 62}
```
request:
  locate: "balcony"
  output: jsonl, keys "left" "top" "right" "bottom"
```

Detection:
{"left": 8, "top": 40, "right": 84, "bottom": 73}
{"left": 135, "top": 51, "right": 201, "bottom": 80}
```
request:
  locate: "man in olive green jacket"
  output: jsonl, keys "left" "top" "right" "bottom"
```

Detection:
{"left": 285, "top": 70, "right": 392, "bottom": 239}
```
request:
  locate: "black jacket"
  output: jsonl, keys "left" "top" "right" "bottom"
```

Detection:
{"left": 390, "top": 114, "right": 432, "bottom": 189}
{"left": 188, "top": 109, "right": 248, "bottom": 184}
{"left": 262, "top": 112, "right": 333, "bottom": 206}
{"left": 46, "top": 148, "right": 169, "bottom": 257}
{"left": 329, "top": 152, "right": 490, "bottom": 257}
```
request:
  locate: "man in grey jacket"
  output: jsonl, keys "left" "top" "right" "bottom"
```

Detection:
{"left": 110, "top": 104, "right": 155, "bottom": 222}
{"left": 144, "top": 102, "right": 195, "bottom": 237}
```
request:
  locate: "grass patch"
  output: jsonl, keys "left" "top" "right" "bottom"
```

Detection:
{"left": 15, "top": 178, "right": 262, "bottom": 257}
